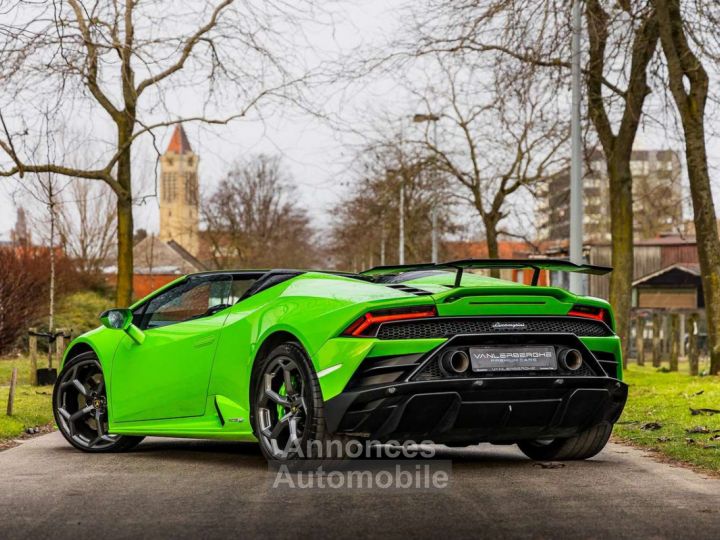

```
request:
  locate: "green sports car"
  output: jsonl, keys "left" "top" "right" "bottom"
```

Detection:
{"left": 53, "top": 259, "right": 628, "bottom": 462}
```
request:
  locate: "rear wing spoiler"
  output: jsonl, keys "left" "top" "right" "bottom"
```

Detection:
{"left": 361, "top": 259, "right": 612, "bottom": 287}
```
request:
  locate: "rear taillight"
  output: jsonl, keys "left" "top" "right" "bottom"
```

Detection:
{"left": 568, "top": 304, "right": 612, "bottom": 326}
{"left": 342, "top": 305, "right": 437, "bottom": 337}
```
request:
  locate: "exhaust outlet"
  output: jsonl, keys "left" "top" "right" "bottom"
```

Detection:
{"left": 441, "top": 350, "right": 470, "bottom": 375}
{"left": 558, "top": 348, "right": 583, "bottom": 371}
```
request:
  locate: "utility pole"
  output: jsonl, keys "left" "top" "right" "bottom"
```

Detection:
{"left": 569, "top": 0, "right": 584, "bottom": 294}
{"left": 399, "top": 183, "right": 405, "bottom": 265}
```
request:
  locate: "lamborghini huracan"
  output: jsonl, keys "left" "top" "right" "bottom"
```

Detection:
{"left": 53, "top": 259, "right": 628, "bottom": 462}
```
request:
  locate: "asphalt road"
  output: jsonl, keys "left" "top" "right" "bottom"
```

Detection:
{"left": 1, "top": 433, "right": 719, "bottom": 539}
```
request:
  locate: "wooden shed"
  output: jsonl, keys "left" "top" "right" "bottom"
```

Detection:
{"left": 586, "top": 236, "right": 699, "bottom": 300}
{"left": 631, "top": 263, "right": 703, "bottom": 309}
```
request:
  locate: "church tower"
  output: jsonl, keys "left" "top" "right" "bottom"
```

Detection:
{"left": 159, "top": 125, "right": 199, "bottom": 256}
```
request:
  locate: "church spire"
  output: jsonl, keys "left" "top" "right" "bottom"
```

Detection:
{"left": 159, "top": 124, "right": 199, "bottom": 256}
{"left": 166, "top": 125, "right": 192, "bottom": 154}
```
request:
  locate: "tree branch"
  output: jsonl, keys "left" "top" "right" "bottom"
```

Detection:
{"left": 67, "top": 0, "right": 121, "bottom": 119}
{"left": 135, "top": 0, "right": 234, "bottom": 96}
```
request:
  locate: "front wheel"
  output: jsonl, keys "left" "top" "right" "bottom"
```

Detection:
{"left": 517, "top": 422, "right": 613, "bottom": 461}
{"left": 53, "top": 352, "right": 144, "bottom": 453}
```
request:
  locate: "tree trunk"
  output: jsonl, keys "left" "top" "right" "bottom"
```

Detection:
{"left": 48, "top": 180, "right": 56, "bottom": 334}
{"left": 483, "top": 215, "right": 501, "bottom": 278}
{"left": 683, "top": 126, "right": 720, "bottom": 374}
{"left": 654, "top": 0, "right": 720, "bottom": 374}
{"left": 115, "top": 124, "right": 134, "bottom": 306}
{"left": 116, "top": 195, "right": 133, "bottom": 306}
{"left": 585, "top": 0, "right": 657, "bottom": 363}
{"left": 607, "top": 157, "right": 634, "bottom": 362}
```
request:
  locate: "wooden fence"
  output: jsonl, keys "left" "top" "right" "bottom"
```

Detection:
{"left": 628, "top": 309, "right": 707, "bottom": 374}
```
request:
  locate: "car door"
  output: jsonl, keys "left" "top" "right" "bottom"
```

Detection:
{"left": 110, "top": 273, "right": 252, "bottom": 423}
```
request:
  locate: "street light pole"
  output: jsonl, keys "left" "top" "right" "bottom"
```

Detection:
{"left": 413, "top": 113, "right": 441, "bottom": 263}
{"left": 431, "top": 208, "right": 438, "bottom": 263}
{"left": 399, "top": 182, "right": 405, "bottom": 265}
{"left": 380, "top": 224, "right": 386, "bottom": 266}
{"left": 569, "top": 0, "right": 584, "bottom": 294}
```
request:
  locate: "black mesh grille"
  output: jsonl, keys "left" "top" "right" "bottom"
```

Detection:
{"left": 376, "top": 317, "right": 612, "bottom": 340}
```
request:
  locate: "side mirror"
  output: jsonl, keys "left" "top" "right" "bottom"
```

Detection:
{"left": 100, "top": 308, "right": 145, "bottom": 344}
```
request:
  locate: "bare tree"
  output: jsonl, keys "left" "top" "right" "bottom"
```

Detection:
{"left": 0, "top": 234, "right": 78, "bottom": 355}
{"left": 409, "top": 57, "right": 568, "bottom": 273}
{"left": 0, "top": 248, "right": 51, "bottom": 355}
{"left": 585, "top": 1, "right": 658, "bottom": 359}
{"left": 12, "top": 165, "right": 69, "bottom": 336}
{"left": 389, "top": 0, "right": 658, "bottom": 350}
{"left": 56, "top": 181, "right": 117, "bottom": 276}
{"left": 0, "top": 0, "right": 315, "bottom": 305}
{"left": 328, "top": 140, "right": 455, "bottom": 270}
{"left": 202, "top": 155, "right": 319, "bottom": 269}
{"left": 652, "top": 0, "right": 720, "bottom": 374}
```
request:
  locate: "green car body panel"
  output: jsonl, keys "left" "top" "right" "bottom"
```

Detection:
{"left": 61, "top": 268, "right": 624, "bottom": 443}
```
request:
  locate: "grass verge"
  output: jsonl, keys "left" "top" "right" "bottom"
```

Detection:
{"left": 615, "top": 364, "right": 720, "bottom": 473}
{"left": 0, "top": 385, "right": 55, "bottom": 444}
{"left": 0, "top": 356, "right": 36, "bottom": 386}
{"left": 1, "top": 357, "right": 55, "bottom": 446}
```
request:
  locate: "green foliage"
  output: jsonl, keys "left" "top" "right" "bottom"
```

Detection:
{"left": 53, "top": 290, "right": 113, "bottom": 337}
{"left": 616, "top": 365, "right": 720, "bottom": 472}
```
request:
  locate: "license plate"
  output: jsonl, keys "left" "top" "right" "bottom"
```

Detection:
{"left": 469, "top": 346, "right": 557, "bottom": 372}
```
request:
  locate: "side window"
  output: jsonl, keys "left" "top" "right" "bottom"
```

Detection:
{"left": 206, "top": 278, "right": 256, "bottom": 306}
{"left": 136, "top": 275, "right": 258, "bottom": 330}
{"left": 144, "top": 280, "right": 220, "bottom": 329}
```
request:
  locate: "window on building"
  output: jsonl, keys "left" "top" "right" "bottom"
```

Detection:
{"left": 162, "top": 172, "right": 177, "bottom": 202}
{"left": 185, "top": 173, "right": 197, "bottom": 205}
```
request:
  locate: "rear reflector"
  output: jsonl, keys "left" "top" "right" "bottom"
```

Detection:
{"left": 343, "top": 306, "right": 437, "bottom": 337}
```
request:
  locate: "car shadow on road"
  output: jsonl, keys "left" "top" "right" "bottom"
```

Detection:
{"left": 94, "top": 438, "right": 616, "bottom": 472}
{"left": 99, "top": 438, "right": 270, "bottom": 469}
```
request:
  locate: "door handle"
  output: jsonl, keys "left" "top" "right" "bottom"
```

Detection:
{"left": 194, "top": 337, "right": 216, "bottom": 349}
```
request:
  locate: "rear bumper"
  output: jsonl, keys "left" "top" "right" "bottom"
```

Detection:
{"left": 324, "top": 376, "right": 628, "bottom": 444}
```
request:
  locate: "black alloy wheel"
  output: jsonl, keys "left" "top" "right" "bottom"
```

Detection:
{"left": 256, "top": 354, "right": 309, "bottom": 459}
{"left": 252, "top": 342, "right": 345, "bottom": 462}
{"left": 53, "top": 352, "right": 143, "bottom": 453}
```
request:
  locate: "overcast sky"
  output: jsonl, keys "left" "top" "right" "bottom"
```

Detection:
{"left": 1, "top": 0, "right": 718, "bottom": 242}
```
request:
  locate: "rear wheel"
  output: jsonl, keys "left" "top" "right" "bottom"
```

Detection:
{"left": 53, "top": 352, "right": 144, "bottom": 453}
{"left": 517, "top": 422, "right": 612, "bottom": 461}
{"left": 251, "top": 342, "right": 345, "bottom": 462}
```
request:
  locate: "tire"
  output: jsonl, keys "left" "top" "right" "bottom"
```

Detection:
{"left": 53, "top": 352, "right": 144, "bottom": 453}
{"left": 517, "top": 422, "right": 613, "bottom": 461}
{"left": 250, "top": 342, "right": 348, "bottom": 462}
